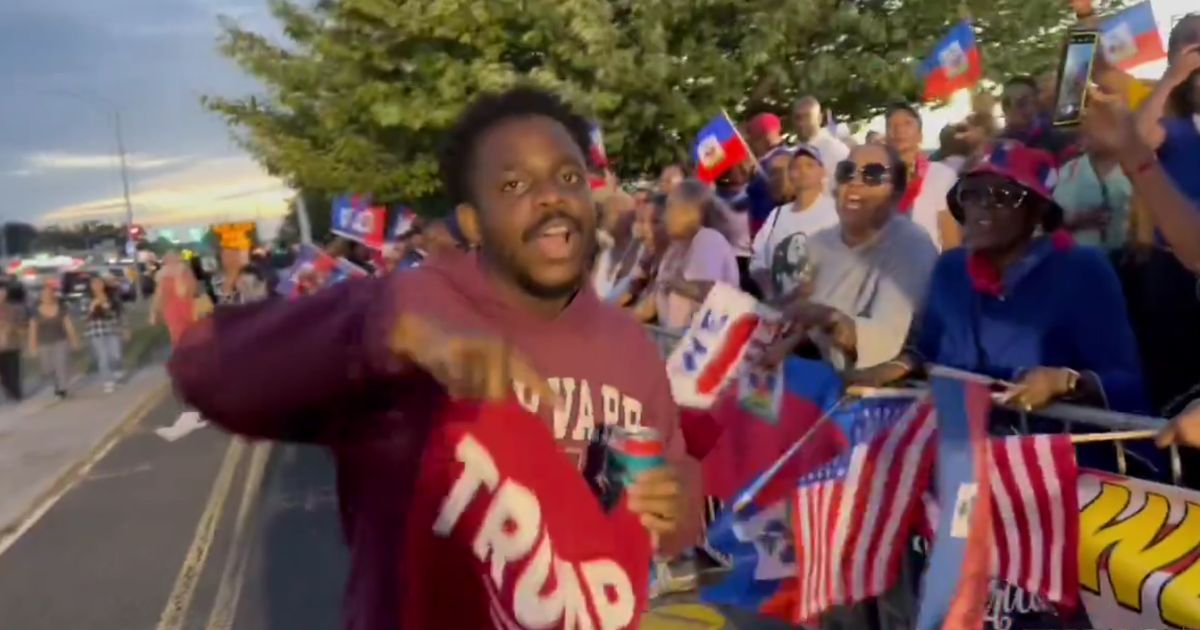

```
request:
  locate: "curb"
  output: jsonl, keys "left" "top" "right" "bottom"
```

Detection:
{"left": 0, "top": 376, "right": 172, "bottom": 555}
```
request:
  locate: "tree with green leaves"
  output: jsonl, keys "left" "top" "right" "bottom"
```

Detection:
{"left": 207, "top": 0, "right": 1087, "bottom": 216}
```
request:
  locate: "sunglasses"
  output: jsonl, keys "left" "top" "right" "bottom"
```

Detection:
{"left": 834, "top": 161, "right": 892, "bottom": 186}
{"left": 955, "top": 183, "right": 1030, "bottom": 210}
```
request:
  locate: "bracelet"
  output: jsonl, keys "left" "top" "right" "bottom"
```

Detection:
{"left": 1128, "top": 154, "right": 1158, "bottom": 177}
{"left": 1063, "top": 368, "right": 1081, "bottom": 393}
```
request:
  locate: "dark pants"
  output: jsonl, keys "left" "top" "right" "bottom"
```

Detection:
{"left": 1135, "top": 250, "right": 1200, "bottom": 414}
{"left": 0, "top": 349, "right": 20, "bottom": 401}
{"left": 736, "top": 256, "right": 761, "bottom": 299}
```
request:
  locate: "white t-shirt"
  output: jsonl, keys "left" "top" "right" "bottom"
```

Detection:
{"left": 907, "top": 161, "right": 959, "bottom": 251}
{"left": 749, "top": 194, "right": 840, "bottom": 298}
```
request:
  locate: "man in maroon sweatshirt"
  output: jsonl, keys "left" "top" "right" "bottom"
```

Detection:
{"left": 169, "top": 86, "right": 700, "bottom": 629}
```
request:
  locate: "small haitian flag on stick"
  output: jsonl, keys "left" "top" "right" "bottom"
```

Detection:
{"left": 919, "top": 21, "right": 983, "bottom": 102}
{"left": 693, "top": 112, "right": 752, "bottom": 184}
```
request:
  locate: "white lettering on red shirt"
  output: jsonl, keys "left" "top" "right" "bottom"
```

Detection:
{"left": 434, "top": 433, "right": 637, "bottom": 630}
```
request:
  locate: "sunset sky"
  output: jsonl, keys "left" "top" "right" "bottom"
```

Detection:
{"left": 0, "top": 0, "right": 290, "bottom": 234}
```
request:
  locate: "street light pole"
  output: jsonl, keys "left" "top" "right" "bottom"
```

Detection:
{"left": 112, "top": 110, "right": 144, "bottom": 301}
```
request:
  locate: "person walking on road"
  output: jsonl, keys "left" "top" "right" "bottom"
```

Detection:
{"left": 0, "top": 282, "right": 28, "bottom": 402}
{"left": 28, "top": 283, "right": 79, "bottom": 399}
{"left": 84, "top": 276, "right": 127, "bottom": 393}
{"left": 169, "top": 85, "right": 698, "bottom": 630}
{"left": 150, "top": 251, "right": 201, "bottom": 346}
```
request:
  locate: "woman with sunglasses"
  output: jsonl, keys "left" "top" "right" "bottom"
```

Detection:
{"left": 767, "top": 143, "right": 938, "bottom": 370}
{"left": 850, "top": 144, "right": 1146, "bottom": 416}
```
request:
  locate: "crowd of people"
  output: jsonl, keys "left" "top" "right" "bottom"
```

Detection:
{"left": 157, "top": 10, "right": 1200, "bottom": 630}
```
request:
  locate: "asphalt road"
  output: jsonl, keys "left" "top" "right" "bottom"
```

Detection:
{"left": 0, "top": 389, "right": 793, "bottom": 630}
{"left": 0, "top": 392, "right": 348, "bottom": 630}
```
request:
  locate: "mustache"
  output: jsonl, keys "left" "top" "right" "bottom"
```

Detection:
{"left": 522, "top": 211, "right": 582, "bottom": 242}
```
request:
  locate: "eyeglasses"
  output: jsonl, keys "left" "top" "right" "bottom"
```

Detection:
{"left": 955, "top": 183, "right": 1030, "bottom": 210}
{"left": 834, "top": 161, "right": 892, "bottom": 186}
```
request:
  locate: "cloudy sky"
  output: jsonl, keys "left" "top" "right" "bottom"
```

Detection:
{"left": 0, "top": 0, "right": 291, "bottom": 232}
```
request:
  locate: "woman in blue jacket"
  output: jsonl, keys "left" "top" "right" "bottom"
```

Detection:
{"left": 856, "top": 143, "right": 1147, "bottom": 413}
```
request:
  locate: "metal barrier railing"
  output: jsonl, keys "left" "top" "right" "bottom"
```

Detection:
{"left": 648, "top": 322, "right": 1190, "bottom": 628}
{"left": 646, "top": 323, "right": 1181, "bottom": 481}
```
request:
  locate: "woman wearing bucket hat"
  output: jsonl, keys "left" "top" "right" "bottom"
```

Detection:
{"left": 850, "top": 143, "right": 1147, "bottom": 415}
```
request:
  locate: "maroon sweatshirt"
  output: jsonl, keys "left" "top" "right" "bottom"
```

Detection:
{"left": 168, "top": 251, "right": 699, "bottom": 630}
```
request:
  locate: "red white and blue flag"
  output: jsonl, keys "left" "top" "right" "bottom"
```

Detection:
{"left": 331, "top": 194, "right": 387, "bottom": 249}
{"left": 389, "top": 205, "right": 417, "bottom": 242}
{"left": 684, "top": 357, "right": 844, "bottom": 504}
{"left": 700, "top": 388, "right": 931, "bottom": 619}
{"left": 918, "top": 21, "right": 983, "bottom": 102}
{"left": 792, "top": 392, "right": 936, "bottom": 623}
{"left": 919, "top": 434, "right": 1080, "bottom": 609}
{"left": 693, "top": 112, "right": 752, "bottom": 184}
{"left": 916, "top": 372, "right": 996, "bottom": 630}
{"left": 1100, "top": 2, "right": 1167, "bottom": 71}
{"left": 589, "top": 123, "right": 608, "bottom": 169}
{"left": 986, "top": 434, "right": 1080, "bottom": 608}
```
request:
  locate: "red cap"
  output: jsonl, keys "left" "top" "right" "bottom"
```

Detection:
{"left": 748, "top": 113, "right": 782, "bottom": 136}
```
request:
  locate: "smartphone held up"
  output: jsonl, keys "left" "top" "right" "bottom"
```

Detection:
{"left": 1052, "top": 30, "right": 1100, "bottom": 126}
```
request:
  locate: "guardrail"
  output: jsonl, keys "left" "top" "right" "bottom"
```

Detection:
{"left": 646, "top": 323, "right": 1184, "bottom": 483}
{"left": 649, "top": 323, "right": 1191, "bottom": 629}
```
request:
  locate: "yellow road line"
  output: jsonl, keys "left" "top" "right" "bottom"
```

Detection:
{"left": 155, "top": 436, "right": 246, "bottom": 630}
{"left": 205, "top": 441, "right": 273, "bottom": 630}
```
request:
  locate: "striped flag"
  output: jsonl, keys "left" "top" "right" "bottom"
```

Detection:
{"left": 918, "top": 434, "right": 1081, "bottom": 610}
{"left": 987, "top": 434, "right": 1079, "bottom": 607}
{"left": 793, "top": 393, "right": 936, "bottom": 623}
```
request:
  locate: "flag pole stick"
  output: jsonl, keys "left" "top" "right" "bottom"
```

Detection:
{"left": 722, "top": 108, "right": 760, "bottom": 175}
{"left": 1069, "top": 430, "right": 1159, "bottom": 444}
{"left": 731, "top": 398, "right": 844, "bottom": 513}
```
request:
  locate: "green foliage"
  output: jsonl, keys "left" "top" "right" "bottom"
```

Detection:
{"left": 206, "top": 0, "right": 1082, "bottom": 211}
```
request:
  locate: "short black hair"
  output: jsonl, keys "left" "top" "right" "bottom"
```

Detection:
{"left": 1003, "top": 75, "right": 1038, "bottom": 93}
{"left": 885, "top": 102, "right": 922, "bottom": 129}
{"left": 439, "top": 85, "right": 593, "bottom": 206}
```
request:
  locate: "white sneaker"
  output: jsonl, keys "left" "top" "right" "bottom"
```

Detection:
{"left": 103, "top": 382, "right": 115, "bottom": 394}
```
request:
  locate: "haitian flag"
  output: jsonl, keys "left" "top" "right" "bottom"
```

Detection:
{"left": 916, "top": 370, "right": 995, "bottom": 630}
{"left": 693, "top": 112, "right": 752, "bottom": 184}
{"left": 919, "top": 21, "right": 983, "bottom": 102}
{"left": 389, "top": 205, "right": 417, "bottom": 242}
{"left": 589, "top": 123, "right": 608, "bottom": 169}
{"left": 331, "top": 194, "right": 387, "bottom": 249}
{"left": 701, "top": 391, "right": 931, "bottom": 621}
{"left": 694, "top": 357, "right": 844, "bottom": 503}
{"left": 1099, "top": 2, "right": 1166, "bottom": 71}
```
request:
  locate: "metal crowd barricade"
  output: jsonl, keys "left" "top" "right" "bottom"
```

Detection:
{"left": 644, "top": 323, "right": 1192, "bottom": 629}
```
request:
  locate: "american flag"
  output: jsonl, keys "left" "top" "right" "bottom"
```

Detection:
{"left": 918, "top": 434, "right": 1080, "bottom": 607}
{"left": 793, "top": 394, "right": 936, "bottom": 622}
{"left": 987, "top": 434, "right": 1079, "bottom": 606}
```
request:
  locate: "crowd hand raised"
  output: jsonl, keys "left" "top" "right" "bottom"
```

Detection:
{"left": 1158, "top": 403, "right": 1200, "bottom": 448}
{"left": 1003, "top": 367, "right": 1074, "bottom": 412}
{"left": 389, "top": 313, "right": 554, "bottom": 404}
{"left": 1079, "top": 86, "right": 1140, "bottom": 155}
{"left": 625, "top": 466, "right": 682, "bottom": 545}
{"left": 1164, "top": 44, "right": 1200, "bottom": 88}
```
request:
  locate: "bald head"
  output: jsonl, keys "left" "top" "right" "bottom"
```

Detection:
{"left": 793, "top": 96, "right": 823, "bottom": 142}
{"left": 600, "top": 190, "right": 637, "bottom": 235}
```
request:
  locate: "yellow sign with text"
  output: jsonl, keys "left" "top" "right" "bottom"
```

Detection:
{"left": 1077, "top": 471, "right": 1200, "bottom": 629}
{"left": 211, "top": 222, "right": 256, "bottom": 251}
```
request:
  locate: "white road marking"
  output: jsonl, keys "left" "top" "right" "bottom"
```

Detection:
{"left": 84, "top": 463, "right": 153, "bottom": 482}
{"left": 155, "top": 437, "right": 246, "bottom": 630}
{"left": 155, "top": 411, "right": 209, "bottom": 442}
{"left": 205, "top": 441, "right": 272, "bottom": 630}
{"left": 0, "top": 383, "right": 170, "bottom": 558}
